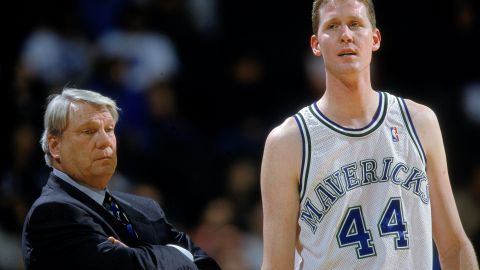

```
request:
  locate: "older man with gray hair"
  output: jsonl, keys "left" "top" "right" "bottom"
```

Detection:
{"left": 22, "top": 88, "right": 220, "bottom": 270}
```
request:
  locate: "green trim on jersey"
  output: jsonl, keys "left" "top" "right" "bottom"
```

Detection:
{"left": 309, "top": 92, "right": 389, "bottom": 137}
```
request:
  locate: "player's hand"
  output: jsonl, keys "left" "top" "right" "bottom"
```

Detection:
{"left": 108, "top": 236, "right": 128, "bottom": 247}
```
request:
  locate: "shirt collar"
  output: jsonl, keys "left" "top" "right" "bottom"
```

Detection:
{"left": 52, "top": 168, "right": 107, "bottom": 206}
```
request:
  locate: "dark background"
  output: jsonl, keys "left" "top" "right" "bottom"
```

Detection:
{"left": 0, "top": 0, "right": 479, "bottom": 269}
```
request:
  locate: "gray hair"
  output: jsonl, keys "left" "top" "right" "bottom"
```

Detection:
{"left": 40, "top": 88, "right": 120, "bottom": 167}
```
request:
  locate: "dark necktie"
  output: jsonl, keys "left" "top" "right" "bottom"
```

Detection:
{"left": 103, "top": 192, "right": 138, "bottom": 238}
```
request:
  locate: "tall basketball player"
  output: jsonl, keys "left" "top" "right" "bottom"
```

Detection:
{"left": 260, "top": 0, "right": 479, "bottom": 269}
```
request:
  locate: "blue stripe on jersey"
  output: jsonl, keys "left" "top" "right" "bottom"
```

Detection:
{"left": 309, "top": 92, "right": 389, "bottom": 137}
{"left": 294, "top": 113, "right": 311, "bottom": 202}
{"left": 400, "top": 98, "right": 427, "bottom": 167}
{"left": 313, "top": 91, "right": 382, "bottom": 132}
{"left": 396, "top": 98, "right": 427, "bottom": 168}
{"left": 294, "top": 115, "right": 306, "bottom": 196}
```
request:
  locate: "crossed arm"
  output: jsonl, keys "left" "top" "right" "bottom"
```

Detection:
{"left": 23, "top": 201, "right": 219, "bottom": 270}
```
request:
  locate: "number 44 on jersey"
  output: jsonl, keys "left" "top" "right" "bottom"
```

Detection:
{"left": 337, "top": 197, "right": 409, "bottom": 259}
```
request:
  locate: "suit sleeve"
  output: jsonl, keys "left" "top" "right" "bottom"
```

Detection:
{"left": 23, "top": 202, "right": 198, "bottom": 270}
{"left": 150, "top": 200, "right": 221, "bottom": 270}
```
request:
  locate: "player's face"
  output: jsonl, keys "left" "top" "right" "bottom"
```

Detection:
{"left": 50, "top": 102, "right": 117, "bottom": 189}
{"left": 311, "top": 0, "right": 380, "bottom": 76}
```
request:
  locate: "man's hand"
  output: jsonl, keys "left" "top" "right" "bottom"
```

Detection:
{"left": 108, "top": 236, "right": 128, "bottom": 247}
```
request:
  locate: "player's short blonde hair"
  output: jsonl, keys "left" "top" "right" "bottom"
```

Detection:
{"left": 40, "top": 88, "right": 120, "bottom": 167}
{"left": 312, "top": 0, "right": 377, "bottom": 33}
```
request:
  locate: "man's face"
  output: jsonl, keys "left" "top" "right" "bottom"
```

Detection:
{"left": 311, "top": 0, "right": 380, "bottom": 76}
{"left": 50, "top": 102, "right": 117, "bottom": 189}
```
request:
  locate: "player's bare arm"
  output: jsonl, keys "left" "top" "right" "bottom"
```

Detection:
{"left": 261, "top": 117, "right": 302, "bottom": 270}
{"left": 405, "top": 99, "right": 479, "bottom": 270}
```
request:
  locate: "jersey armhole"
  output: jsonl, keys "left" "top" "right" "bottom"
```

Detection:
{"left": 396, "top": 98, "right": 428, "bottom": 169}
{"left": 294, "top": 113, "right": 311, "bottom": 203}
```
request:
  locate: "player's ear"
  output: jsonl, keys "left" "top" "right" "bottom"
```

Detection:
{"left": 311, "top": 35, "right": 322, "bottom": 56}
{"left": 372, "top": 28, "right": 381, "bottom": 52}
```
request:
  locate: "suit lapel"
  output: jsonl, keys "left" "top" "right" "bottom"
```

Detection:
{"left": 49, "top": 174, "right": 135, "bottom": 243}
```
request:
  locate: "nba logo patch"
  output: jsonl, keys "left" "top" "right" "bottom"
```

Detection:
{"left": 391, "top": 127, "right": 399, "bottom": 142}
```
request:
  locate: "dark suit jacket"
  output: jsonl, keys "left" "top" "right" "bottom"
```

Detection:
{"left": 22, "top": 173, "right": 221, "bottom": 270}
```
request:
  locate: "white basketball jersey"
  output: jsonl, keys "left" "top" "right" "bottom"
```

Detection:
{"left": 293, "top": 92, "right": 432, "bottom": 270}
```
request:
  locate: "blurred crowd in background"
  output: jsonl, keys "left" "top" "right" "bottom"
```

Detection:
{"left": 0, "top": 0, "right": 479, "bottom": 269}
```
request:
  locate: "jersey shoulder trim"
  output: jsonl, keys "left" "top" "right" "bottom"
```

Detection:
{"left": 294, "top": 113, "right": 312, "bottom": 202}
{"left": 396, "top": 97, "right": 427, "bottom": 167}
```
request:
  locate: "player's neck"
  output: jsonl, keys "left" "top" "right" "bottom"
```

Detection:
{"left": 326, "top": 67, "right": 373, "bottom": 92}
{"left": 318, "top": 75, "right": 378, "bottom": 129}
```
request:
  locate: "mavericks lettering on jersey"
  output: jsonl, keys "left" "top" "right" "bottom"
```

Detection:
{"left": 300, "top": 157, "right": 429, "bottom": 233}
